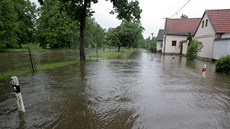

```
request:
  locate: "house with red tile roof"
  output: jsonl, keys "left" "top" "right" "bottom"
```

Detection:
{"left": 194, "top": 9, "right": 230, "bottom": 60}
{"left": 162, "top": 18, "right": 201, "bottom": 54}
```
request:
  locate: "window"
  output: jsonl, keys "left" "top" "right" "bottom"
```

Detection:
{"left": 205, "top": 19, "right": 208, "bottom": 27}
{"left": 172, "top": 41, "right": 177, "bottom": 46}
{"left": 202, "top": 21, "right": 204, "bottom": 28}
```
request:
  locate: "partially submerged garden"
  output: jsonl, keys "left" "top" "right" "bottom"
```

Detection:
{"left": 0, "top": 0, "right": 154, "bottom": 79}
{"left": 1, "top": 0, "right": 229, "bottom": 81}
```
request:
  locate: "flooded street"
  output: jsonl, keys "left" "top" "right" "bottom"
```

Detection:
{"left": 0, "top": 50, "right": 230, "bottom": 129}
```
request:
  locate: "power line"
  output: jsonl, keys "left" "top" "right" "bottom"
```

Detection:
{"left": 165, "top": 0, "right": 185, "bottom": 18}
{"left": 170, "top": 0, "right": 191, "bottom": 18}
{"left": 152, "top": 0, "right": 192, "bottom": 37}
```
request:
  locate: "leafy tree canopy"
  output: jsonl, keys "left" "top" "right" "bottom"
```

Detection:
{"left": 36, "top": 0, "right": 79, "bottom": 49}
{"left": 38, "top": 0, "right": 142, "bottom": 60}
{"left": 106, "top": 20, "right": 144, "bottom": 51}
{"left": 0, "top": 0, "right": 18, "bottom": 48}
{"left": 16, "top": 0, "right": 37, "bottom": 48}
{"left": 0, "top": 0, "right": 36, "bottom": 49}
{"left": 85, "top": 18, "right": 106, "bottom": 48}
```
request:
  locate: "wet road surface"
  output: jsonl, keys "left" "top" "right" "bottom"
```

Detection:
{"left": 0, "top": 50, "right": 230, "bottom": 129}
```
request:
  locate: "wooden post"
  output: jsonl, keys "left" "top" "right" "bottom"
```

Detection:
{"left": 28, "top": 47, "right": 35, "bottom": 72}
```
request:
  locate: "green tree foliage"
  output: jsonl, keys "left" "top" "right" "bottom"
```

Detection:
{"left": 106, "top": 27, "right": 121, "bottom": 51}
{"left": 187, "top": 32, "right": 192, "bottom": 46}
{"left": 110, "top": 0, "right": 142, "bottom": 22}
{"left": 16, "top": 0, "right": 37, "bottom": 48}
{"left": 106, "top": 20, "right": 144, "bottom": 52}
{"left": 187, "top": 40, "right": 203, "bottom": 60}
{"left": 180, "top": 14, "right": 188, "bottom": 18}
{"left": 36, "top": 0, "right": 79, "bottom": 49}
{"left": 118, "top": 20, "right": 144, "bottom": 49}
{"left": 215, "top": 55, "right": 230, "bottom": 75}
{"left": 41, "top": 0, "right": 142, "bottom": 60}
{"left": 85, "top": 18, "right": 106, "bottom": 48}
{"left": 0, "top": 0, "right": 37, "bottom": 49}
{"left": 0, "top": 0, "right": 18, "bottom": 48}
{"left": 149, "top": 37, "right": 157, "bottom": 52}
{"left": 143, "top": 37, "right": 157, "bottom": 52}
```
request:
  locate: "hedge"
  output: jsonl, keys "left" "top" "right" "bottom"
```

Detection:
{"left": 215, "top": 55, "right": 230, "bottom": 74}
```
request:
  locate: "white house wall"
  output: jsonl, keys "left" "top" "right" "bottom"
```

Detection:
{"left": 164, "top": 35, "right": 187, "bottom": 54}
{"left": 213, "top": 40, "right": 230, "bottom": 59}
{"left": 157, "top": 41, "right": 162, "bottom": 51}
{"left": 182, "top": 42, "right": 188, "bottom": 55}
{"left": 194, "top": 13, "right": 216, "bottom": 59}
{"left": 197, "top": 37, "right": 215, "bottom": 59}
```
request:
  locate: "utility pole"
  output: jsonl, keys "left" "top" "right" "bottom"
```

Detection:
{"left": 150, "top": 33, "right": 154, "bottom": 40}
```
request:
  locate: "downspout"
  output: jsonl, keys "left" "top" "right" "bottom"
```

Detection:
{"left": 163, "top": 35, "right": 166, "bottom": 53}
{"left": 211, "top": 34, "right": 216, "bottom": 61}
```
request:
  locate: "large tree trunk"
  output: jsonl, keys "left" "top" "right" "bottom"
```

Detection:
{"left": 79, "top": 0, "right": 88, "bottom": 61}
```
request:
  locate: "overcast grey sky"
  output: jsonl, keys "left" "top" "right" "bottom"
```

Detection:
{"left": 31, "top": 0, "right": 230, "bottom": 38}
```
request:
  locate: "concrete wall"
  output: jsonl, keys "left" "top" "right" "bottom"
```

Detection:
{"left": 213, "top": 39, "right": 230, "bottom": 59}
{"left": 194, "top": 13, "right": 216, "bottom": 59}
{"left": 164, "top": 35, "right": 187, "bottom": 54}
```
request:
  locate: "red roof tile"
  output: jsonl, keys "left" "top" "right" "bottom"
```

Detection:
{"left": 206, "top": 9, "right": 230, "bottom": 33}
{"left": 165, "top": 18, "right": 201, "bottom": 36}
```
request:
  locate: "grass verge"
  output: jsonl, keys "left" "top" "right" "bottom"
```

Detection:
{"left": 0, "top": 61, "right": 79, "bottom": 80}
{"left": 0, "top": 44, "right": 44, "bottom": 52}
{"left": 88, "top": 49, "right": 136, "bottom": 59}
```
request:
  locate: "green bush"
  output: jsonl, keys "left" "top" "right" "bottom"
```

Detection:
{"left": 187, "top": 40, "right": 203, "bottom": 60}
{"left": 150, "top": 46, "right": 156, "bottom": 53}
{"left": 149, "top": 40, "right": 157, "bottom": 53}
{"left": 215, "top": 55, "right": 230, "bottom": 74}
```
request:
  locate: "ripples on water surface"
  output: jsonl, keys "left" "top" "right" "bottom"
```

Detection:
{"left": 0, "top": 50, "right": 230, "bottom": 129}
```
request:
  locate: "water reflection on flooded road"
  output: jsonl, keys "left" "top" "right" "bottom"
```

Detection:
{"left": 0, "top": 50, "right": 230, "bottom": 129}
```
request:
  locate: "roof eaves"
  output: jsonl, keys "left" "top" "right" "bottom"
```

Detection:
{"left": 194, "top": 11, "right": 206, "bottom": 36}
{"left": 206, "top": 10, "right": 217, "bottom": 33}
{"left": 215, "top": 37, "right": 230, "bottom": 41}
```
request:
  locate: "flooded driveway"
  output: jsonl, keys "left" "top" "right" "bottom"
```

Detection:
{"left": 0, "top": 50, "right": 230, "bottom": 129}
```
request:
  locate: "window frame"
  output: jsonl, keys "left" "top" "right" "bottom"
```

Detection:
{"left": 172, "top": 40, "right": 177, "bottom": 46}
{"left": 202, "top": 21, "right": 204, "bottom": 28}
{"left": 205, "top": 19, "right": 208, "bottom": 27}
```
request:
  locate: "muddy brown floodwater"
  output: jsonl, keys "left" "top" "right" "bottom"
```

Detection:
{"left": 0, "top": 49, "right": 230, "bottom": 129}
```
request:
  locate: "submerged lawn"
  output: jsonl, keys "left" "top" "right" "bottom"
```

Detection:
{"left": 0, "top": 61, "right": 79, "bottom": 80}
{"left": 88, "top": 49, "right": 136, "bottom": 59}
{"left": 1, "top": 48, "right": 137, "bottom": 80}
